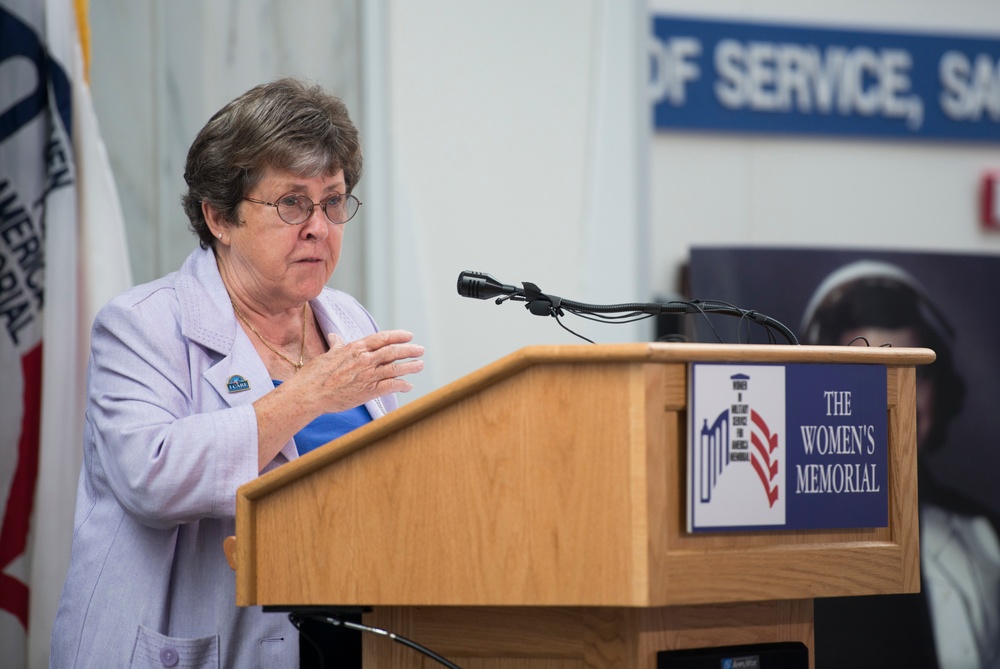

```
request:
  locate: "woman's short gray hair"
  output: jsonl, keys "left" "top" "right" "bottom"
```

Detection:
{"left": 181, "top": 77, "right": 363, "bottom": 248}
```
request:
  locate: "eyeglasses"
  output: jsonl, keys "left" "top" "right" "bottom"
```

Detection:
{"left": 243, "top": 192, "right": 362, "bottom": 225}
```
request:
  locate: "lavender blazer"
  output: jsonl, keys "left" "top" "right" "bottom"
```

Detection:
{"left": 50, "top": 247, "right": 397, "bottom": 668}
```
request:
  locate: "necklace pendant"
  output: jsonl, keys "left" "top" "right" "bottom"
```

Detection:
{"left": 232, "top": 300, "right": 308, "bottom": 373}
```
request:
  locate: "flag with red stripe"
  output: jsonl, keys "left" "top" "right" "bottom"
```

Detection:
{"left": 0, "top": 1, "right": 131, "bottom": 665}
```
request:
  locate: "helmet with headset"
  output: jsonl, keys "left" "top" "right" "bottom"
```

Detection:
{"left": 801, "top": 260, "right": 964, "bottom": 453}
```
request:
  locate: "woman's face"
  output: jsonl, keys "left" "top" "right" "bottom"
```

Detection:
{"left": 225, "top": 168, "right": 347, "bottom": 310}
{"left": 839, "top": 325, "right": 934, "bottom": 450}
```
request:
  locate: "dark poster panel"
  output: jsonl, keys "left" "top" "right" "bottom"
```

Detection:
{"left": 688, "top": 247, "right": 1000, "bottom": 669}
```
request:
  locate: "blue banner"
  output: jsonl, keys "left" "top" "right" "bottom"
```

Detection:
{"left": 651, "top": 15, "right": 1000, "bottom": 142}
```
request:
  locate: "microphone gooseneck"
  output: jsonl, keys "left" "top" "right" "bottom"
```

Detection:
{"left": 455, "top": 270, "right": 799, "bottom": 345}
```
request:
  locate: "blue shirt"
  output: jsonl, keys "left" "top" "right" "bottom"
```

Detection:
{"left": 272, "top": 380, "right": 373, "bottom": 455}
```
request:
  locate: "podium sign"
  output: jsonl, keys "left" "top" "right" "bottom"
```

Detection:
{"left": 688, "top": 362, "right": 888, "bottom": 532}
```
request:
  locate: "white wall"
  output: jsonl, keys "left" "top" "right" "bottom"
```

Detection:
{"left": 647, "top": 0, "right": 1000, "bottom": 297}
{"left": 364, "top": 0, "right": 650, "bottom": 400}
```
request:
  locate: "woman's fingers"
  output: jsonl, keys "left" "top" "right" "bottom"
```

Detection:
{"left": 315, "top": 330, "right": 424, "bottom": 404}
{"left": 326, "top": 332, "right": 346, "bottom": 350}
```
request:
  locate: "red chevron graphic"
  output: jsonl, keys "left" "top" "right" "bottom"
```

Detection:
{"left": 751, "top": 409, "right": 779, "bottom": 452}
{"left": 750, "top": 408, "right": 780, "bottom": 507}
{"left": 751, "top": 456, "right": 780, "bottom": 507}
{"left": 752, "top": 432, "right": 779, "bottom": 478}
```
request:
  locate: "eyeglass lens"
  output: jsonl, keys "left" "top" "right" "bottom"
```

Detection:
{"left": 276, "top": 194, "right": 359, "bottom": 225}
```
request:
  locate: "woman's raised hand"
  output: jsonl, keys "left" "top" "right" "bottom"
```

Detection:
{"left": 304, "top": 330, "right": 424, "bottom": 412}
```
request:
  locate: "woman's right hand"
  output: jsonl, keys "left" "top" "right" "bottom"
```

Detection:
{"left": 306, "top": 329, "right": 425, "bottom": 412}
{"left": 253, "top": 330, "right": 424, "bottom": 470}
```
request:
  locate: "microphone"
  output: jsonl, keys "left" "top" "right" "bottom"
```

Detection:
{"left": 455, "top": 270, "right": 800, "bottom": 345}
{"left": 456, "top": 271, "right": 520, "bottom": 300}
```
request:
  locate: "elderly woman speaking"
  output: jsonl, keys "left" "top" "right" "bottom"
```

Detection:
{"left": 50, "top": 79, "right": 423, "bottom": 668}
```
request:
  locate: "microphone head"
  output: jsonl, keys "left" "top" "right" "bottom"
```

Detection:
{"left": 456, "top": 271, "right": 518, "bottom": 300}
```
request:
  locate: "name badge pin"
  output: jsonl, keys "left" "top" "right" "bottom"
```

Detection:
{"left": 226, "top": 375, "right": 251, "bottom": 393}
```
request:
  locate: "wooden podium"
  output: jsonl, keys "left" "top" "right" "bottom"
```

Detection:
{"left": 227, "top": 343, "right": 933, "bottom": 668}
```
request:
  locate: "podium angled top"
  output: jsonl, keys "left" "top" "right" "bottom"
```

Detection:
{"left": 238, "top": 343, "right": 932, "bottom": 500}
{"left": 231, "top": 343, "right": 931, "bottom": 608}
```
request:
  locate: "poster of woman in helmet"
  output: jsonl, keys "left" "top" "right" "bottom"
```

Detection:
{"left": 687, "top": 248, "right": 1000, "bottom": 669}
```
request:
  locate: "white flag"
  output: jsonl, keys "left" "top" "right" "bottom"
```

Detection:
{"left": 0, "top": 1, "right": 132, "bottom": 666}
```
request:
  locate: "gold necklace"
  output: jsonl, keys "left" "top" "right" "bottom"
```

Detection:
{"left": 232, "top": 301, "right": 307, "bottom": 372}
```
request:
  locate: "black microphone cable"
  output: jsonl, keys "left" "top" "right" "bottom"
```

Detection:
{"left": 456, "top": 271, "right": 799, "bottom": 345}
{"left": 290, "top": 612, "right": 464, "bottom": 669}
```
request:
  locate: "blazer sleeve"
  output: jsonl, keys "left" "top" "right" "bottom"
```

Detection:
{"left": 85, "top": 288, "right": 259, "bottom": 530}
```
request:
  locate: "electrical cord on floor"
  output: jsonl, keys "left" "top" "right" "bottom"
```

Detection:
{"left": 289, "top": 612, "right": 464, "bottom": 669}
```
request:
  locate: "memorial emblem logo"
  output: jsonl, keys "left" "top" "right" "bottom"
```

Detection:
{"left": 689, "top": 365, "right": 786, "bottom": 530}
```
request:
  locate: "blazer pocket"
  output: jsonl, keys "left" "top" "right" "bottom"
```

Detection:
{"left": 129, "top": 625, "right": 219, "bottom": 669}
{"left": 258, "top": 635, "right": 293, "bottom": 669}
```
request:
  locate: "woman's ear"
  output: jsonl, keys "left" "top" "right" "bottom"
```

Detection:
{"left": 203, "top": 200, "right": 228, "bottom": 244}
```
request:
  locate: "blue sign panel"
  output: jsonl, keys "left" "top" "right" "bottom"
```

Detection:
{"left": 651, "top": 15, "right": 1000, "bottom": 142}
{"left": 784, "top": 364, "right": 888, "bottom": 530}
{"left": 688, "top": 362, "right": 888, "bottom": 532}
